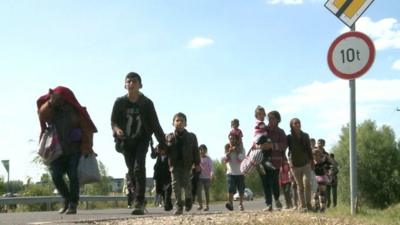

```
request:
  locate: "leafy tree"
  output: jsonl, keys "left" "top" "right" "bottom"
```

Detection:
{"left": 0, "top": 177, "right": 4, "bottom": 195}
{"left": 39, "top": 173, "right": 52, "bottom": 185}
{"left": 245, "top": 169, "right": 263, "bottom": 197}
{"left": 210, "top": 160, "right": 227, "bottom": 201}
{"left": 332, "top": 120, "right": 400, "bottom": 208}
{"left": 8, "top": 180, "right": 24, "bottom": 194}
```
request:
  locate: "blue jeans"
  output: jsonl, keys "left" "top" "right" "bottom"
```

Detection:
{"left": 259, "top": 168, "right": 280, "bottom": 206}
{"left": 49, "top": 151, "right": 81, "bottom": 204}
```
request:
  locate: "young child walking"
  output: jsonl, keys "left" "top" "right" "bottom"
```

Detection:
{"left": 279, "top": 160, "right": 293, "bottom": 209}
{"left": 312, "top": 149, "right": 332, "bottom": 212}
{"left": 196, "top": 144, "right": 213, "bottom": 211}
{"left": 223, "top": 133, "right": 246, "bottom": 211}
{"left": 166, "top": 112, "right": 200, "bottom": 215}
{"left": 151, "top": 144, "right": 173, "bottom": 211}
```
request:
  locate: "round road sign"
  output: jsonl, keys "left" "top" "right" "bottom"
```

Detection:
{"left": 327, "top": 31, "right": 375, "bottom": 80}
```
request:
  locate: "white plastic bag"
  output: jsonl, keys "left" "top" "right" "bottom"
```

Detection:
{"left": 38, "top": 125, "right": 62, "bottom": 165}
{"left": 78, "top": 153, "right": 101, "bottom": 185}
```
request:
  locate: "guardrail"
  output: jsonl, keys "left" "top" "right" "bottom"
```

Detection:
{"left": 0, "top": 195, "right": 154, "bottom": 211}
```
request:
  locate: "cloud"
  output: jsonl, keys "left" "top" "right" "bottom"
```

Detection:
{"left": 187, "top": 37, "right": 215, "bottom": 49}
{"left": 341, "top": 17, "right": 400, "bottom": 51}
{"left": 273, "top": 79, "right": 400, "bottom": 147}
{"left": 392, "top": 59, "right": 400, "bottom": 70}
{"left": 266, "top": 0, "right": 304, "bottom": 4}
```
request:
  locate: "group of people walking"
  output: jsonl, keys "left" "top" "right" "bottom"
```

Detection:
{"left": 36, "top": 71, "right": 338, "bottom": 216}
{"left": 37, "top": 72, "right": 213, "bottom": 215}
{"left": 223, "top": 110, "right": 339, "bottom": 213}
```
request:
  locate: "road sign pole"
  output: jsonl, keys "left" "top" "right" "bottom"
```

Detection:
{"left": 7, "top": 169, "right": 10, "bottom": 194}
{"left": 326, "top": 0, "right": 375, "bottom": 216}
{"left": 349, "top": 24, "right": 358, "bottom": 215}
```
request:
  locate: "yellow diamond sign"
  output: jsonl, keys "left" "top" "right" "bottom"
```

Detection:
{"left": 325, "top": 0, "right": 374, "bottom": 28}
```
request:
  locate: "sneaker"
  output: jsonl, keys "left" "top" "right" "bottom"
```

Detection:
{"left": 127, "top": 204, "right": 132, "bottom": 209}
{"left": 65, "top": 208, "right": 77, "bottom": 215}
{"left": 225, "top": 202, "right": 233, "bottom": 211}
{"left": 203, "top": 206, "right": 209, "bottom": 211}
{"left": 197, "top": 205, "right": 203, "bottom": 210}
{"left": 239, "top": 204, "right": 244, "bottom": 211}
{"left": 65, "top": 202, "right": 77, "bottom": 215}
{"left": 174, "top": 207, "right": 183, "bottom": 215}
{"left": 263, "top": 205, "right": 272, "bottom": 212}
{"left": 131, "top": 204, "right": 145, "bottom": 215}
{"left": 275, "top": 200, "right": 282, "bottom": 210}
{"left": 185, "top": 199, "right": 193, "bottom": 212}
{"left": 58, "top": 200, "right": 69, "bottom": 214}
{"left": 164, "top": 201, "right": 173, "bottom": 211}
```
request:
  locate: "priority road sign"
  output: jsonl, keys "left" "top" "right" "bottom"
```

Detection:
{"left": 1, "top": 160, "right": 9, "bottom": 173}
{"left": 327, "top": 31, "right": 375, "bottom": 80}
{"left": 325, "top": 0, "right": 374, "bottom": 28}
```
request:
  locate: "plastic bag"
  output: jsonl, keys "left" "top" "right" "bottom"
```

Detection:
{"left": 78, "top": 153, "right": 101, "bottom": 185}
{"left": 38, "top": 125, "right": 62, "bottom": 165}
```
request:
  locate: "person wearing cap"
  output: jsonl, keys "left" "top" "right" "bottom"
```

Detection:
{"left": 111, "top": 72, "right": 167, "bottom": 215}
{"left": 37, "top": 86, "right": 97, "bottom": 214}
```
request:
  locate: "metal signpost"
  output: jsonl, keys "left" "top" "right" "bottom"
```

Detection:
{"left": 325, "top": 0, "right": 375, "bottom": 215}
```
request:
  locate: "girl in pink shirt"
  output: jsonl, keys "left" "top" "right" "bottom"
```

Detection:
{"left": 196, "top": 144, "right": 213, "bottom": 211}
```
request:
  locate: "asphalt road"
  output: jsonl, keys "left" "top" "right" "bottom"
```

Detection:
{"left": 0, "top": 198, "right": 269, "bottom": 225}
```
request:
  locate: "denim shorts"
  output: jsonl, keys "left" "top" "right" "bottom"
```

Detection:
{"left": 227, "top": 174, "right": 245, "bottom": 194}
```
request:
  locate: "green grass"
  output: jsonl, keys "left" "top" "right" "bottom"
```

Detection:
{"left": 324, "top": 203, "right": 400, "bottom": 225}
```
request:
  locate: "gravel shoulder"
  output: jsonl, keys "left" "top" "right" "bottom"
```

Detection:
{"left": 93, "top": 209, "right": 375, "bottom": 225}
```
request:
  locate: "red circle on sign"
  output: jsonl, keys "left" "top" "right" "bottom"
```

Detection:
{"left": 327, "top": 31, "right": 375, "bottom": 80}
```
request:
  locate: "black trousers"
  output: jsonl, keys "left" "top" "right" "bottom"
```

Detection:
{"left": 49, "top": 151, "right": 80, "bottom": 205}
{"left": 259, "top": 168, "right": 280, "bottom": 206}
{"left": 123, "top": 139, "right": 149, "bottom": 206}
{"left": 326, "top": 183, "right": 338, "bottom": 207}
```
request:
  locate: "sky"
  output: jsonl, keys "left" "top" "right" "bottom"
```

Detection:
{"left": 0, "top": 0, "right": 399, "bottom": 183}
